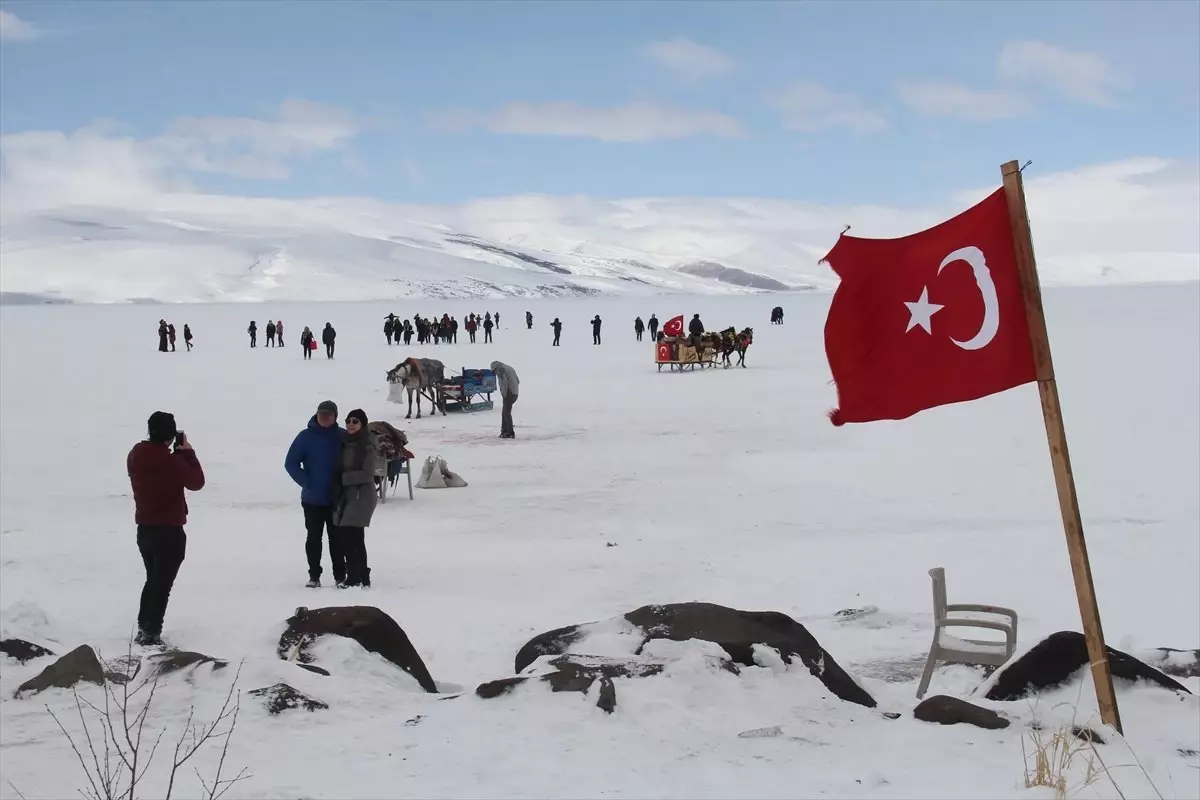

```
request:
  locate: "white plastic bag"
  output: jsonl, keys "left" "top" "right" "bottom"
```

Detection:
{"left": 415, "top": 455, "right": 468, "bottom": 489}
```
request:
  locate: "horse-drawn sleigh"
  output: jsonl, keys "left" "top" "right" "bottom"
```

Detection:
{"left": 655, "top": 327, "right": 754, "bottom": 371}
{"left": 386, "top": 357, "right": 498, "bottom": 418}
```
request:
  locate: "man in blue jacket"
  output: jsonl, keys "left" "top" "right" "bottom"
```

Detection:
{"left": 285, "top": 400, "right": 346, "bottom": 588}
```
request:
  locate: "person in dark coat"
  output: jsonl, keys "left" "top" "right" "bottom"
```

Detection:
{"left": 634, "top": 317, "right": 645, "bottom": 342}
{"left": 248, "top": 321, "right": 257, "bottom": 348}
{"left": 384, "top": 316, "right": 395, "bottom": 345}
{"left": 127, "top": 412, "right": 205, "bottom": 647}
{"left": 526, "top": 311, "right": 533, "bottom": 329}
{"left": 483, "top": 315, "right": 494, "bottom": 343}
{"left": 648, "top": 314, "right": 659, "bottom": 339}
{"left": 167, "top": 323, "right": 177, "bottom": 352}
{"left": 333, "top": 408, "right": 380, "bottom": 588}
{"left": 551, "top": 318, "right": 562, "bottom": 346}
{"left": 158, "top": 320, "right": 169, "bottom": 353}
{"left": 322, "top": 323, "right": 336, "bottom": 359}
{"left": 300, "top": 326, "right": 314, "bottom": 359}
{"left": 689, "top": 314, "right": 705, "bottom": 337}
{"left": 285, "top": 401, "right": 346, "bottom": 587}
{"left": 276, "top": 320, "right": 285, "bottom": 346}
{"left": 591, "top": 315, "right": 602, "bottom": 345}
{"left": 266, "top": 320, "right": 277, "bottom": 347}
{"left": 183, "top": 324, "right": 193, "bottom": 351}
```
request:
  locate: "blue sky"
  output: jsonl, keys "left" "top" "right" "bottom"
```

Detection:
{"left": 1, "top": 0, "right": 1197, "bottom": 207}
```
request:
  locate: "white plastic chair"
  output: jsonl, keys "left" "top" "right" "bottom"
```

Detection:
{"left": 916, "top": 567, "right": 1018, "bottom": 699}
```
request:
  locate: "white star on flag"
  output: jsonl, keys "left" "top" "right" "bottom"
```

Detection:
{"left": 904, "top": 286, "right": 944, "bottom": 334}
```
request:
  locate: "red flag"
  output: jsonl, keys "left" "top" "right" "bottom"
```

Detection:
{"left": 662, "top": 315, "right": 684, "bottom": 337}
{"left": 822, "top": 187, "right": 1036, "bottom": 426}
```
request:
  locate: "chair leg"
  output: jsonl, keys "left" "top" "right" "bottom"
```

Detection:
{"left": 916, "top": 641, "right": 940, "bottom": 699}
{"left": 406, "top": 467, "right": 413, "bottom": 500}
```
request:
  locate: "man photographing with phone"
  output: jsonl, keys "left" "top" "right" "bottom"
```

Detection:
{"left": 127, "top": 411, "right": 205, "bottom": 647}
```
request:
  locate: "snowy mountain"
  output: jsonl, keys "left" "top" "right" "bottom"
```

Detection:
{"left": 1, "top": 157, "right": 1197, "bottom": 304}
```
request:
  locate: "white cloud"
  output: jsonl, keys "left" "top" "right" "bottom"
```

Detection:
{"left": 0, "top": 9, "right": 37, "bottom": 41}
{"left": 997, "top": 40, "right": 1127, "bottom": 107}
{"left": 0, "top": 99, "right": 360, "bottom": 208}
{"left": 895, "top": 80, "right": 1033, "bottom": 122}
{"left": 429, "top": 101, "right": 744, "bottom": 142}
{"left": 765, "top": 82, "right": 888, "bottom": 134}
{"left": 641, "top": 38, "right": 735, "bottom": 82}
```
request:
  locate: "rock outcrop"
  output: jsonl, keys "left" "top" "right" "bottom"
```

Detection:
{"left": 514, "top": 602, "right": 875, "bottom": 708}
{"left": 913, "top": 695, "right": 1010, "bottom": 730}
{"left": 14, "top": 645, "right": 105, "bottom": 698}
{"left": 278, "top": 606, "right": 437, "bottom": 693}
{"left": 984, "top": 631, "right": 1191, "bottom": 701}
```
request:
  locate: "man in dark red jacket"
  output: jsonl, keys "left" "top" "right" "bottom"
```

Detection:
{"left": 127, "top": 411, "right": 205, "bottom": 647}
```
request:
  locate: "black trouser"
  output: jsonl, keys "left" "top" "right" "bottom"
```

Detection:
{"left": 484, "top": 329, "right": 492, "bottom": 343}
{"left": 341, "top": 526, "right": 370, "bottom": 587}
{"left": 137, "top": 525, "right": 187, "bottom": 637}
{"left": 636, "top": 330, "right": 643, "bottom": 341}
{"left": 501, "top": 392, "right": 517, "bottom": 437}
{"left": 650, "top": 327, "right": 658, "bottom": 339}
{"left": 303, "top": 341, "right": 312, "bottom": 359}
{"left": 553, "top": 332, "right": 560, "bottom": 346}
{"left": 185, "top": 340, "right": 193, "bottom": 351}
{"left": 303, "top": 503, "right": 344, "bottom": 583}
{"left": 325, "top": 342, "right": 335, "bottom": 358}
{"left": 593, "top": 331, "right": 601, "bottom": 344}
{"left": 267, "top": 333, "right": 275, "bottom": 347}
{"left": 469, "top": 331, "right": 476, "bottom": 342}
{"left": 250, "top": 335, "right": 256, "bottom": 347}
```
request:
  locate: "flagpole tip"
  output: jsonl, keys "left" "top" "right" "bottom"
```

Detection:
{"left": 828, "top": 409, "right": 846, "bottom": 427}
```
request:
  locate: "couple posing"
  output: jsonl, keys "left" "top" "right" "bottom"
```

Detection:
{"left": 285, "top": 400, "right": 379, "bottom": 588}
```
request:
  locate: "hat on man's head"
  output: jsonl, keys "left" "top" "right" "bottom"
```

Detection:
{"left": 317, "top": 400, "right": 338, "bottom": 417}
{"left": 147, "top": 411, "right": 177, "bottom": 443}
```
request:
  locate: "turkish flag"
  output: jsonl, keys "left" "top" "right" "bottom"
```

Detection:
{"left": 822, "top": 187, "right": 1036, "bottom": 425}
{"left": 662, "top": 315, "right": 684, "bottom": 337}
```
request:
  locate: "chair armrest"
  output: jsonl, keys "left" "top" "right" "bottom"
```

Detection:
{"left": 937, "top": 618, "right": 1014, "bottom": 635}
{"left": 946, "top": 604, "right": 1017, "bottom": 621}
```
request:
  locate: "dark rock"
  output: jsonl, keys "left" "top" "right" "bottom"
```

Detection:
{"left": 278, "top": 606, "right": 437, "bottom": 693}
{"left": 476, "top": 655, "right": 654, "bottom": 713}
{"left": 103, "top": 655, "right": 142, "bottom": 685}
{"left": 984, "top": 631, "right": 1192, "bottom": 701}
{"left": 404, "top": 714, "right": 424, "bottom": 727}
{"left": 514, "top": 603, "right": 876, "bottom": 708}
{"left": 14, "top": 645, "right": 105, "bottom": 697}
{"left": 1149, "top": 648, "right": 1200, "bottom": 678}
{"left": 882, "top": 712, "right": 902, "bottom": 720}
{"left": 476, "top": 676, "right": 530, "bottom": 699}
{"left": 1179, "top": 748, "right": 1199, "bottom": 758}
{"left": 513, "top": 624, "right": 587, "bottom": 674}
{"left": 296, "top": 663, "right": 330, "bottom": 677}
{"left": 0, "top": 638, "right": 55, "bottom": 664}
{"left": 595, "top": 676, "right": 616, "bottom": 714}
{"left": 249, "top": 683, "right": 328, "bottom": 715}
{"left": 147, "top": 650, "right": 228, "bottom": 676}
{"left": 913, "top": 695, "right": 1010, "bottom": 730}
{"left": 1071, "top": 726, "right": 1106, "bottom": 745}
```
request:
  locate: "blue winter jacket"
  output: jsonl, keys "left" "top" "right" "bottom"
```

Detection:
{"left": 284, "top": 415, "right": 345, "bottom": 506}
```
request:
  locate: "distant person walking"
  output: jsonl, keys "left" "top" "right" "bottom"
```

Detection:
{"left": 483, "top": 315, "right": 494, "bottom": 343}
{"left": 127, "top": 412, "right": 205, "bottom": 647}
{"left": 248, "top": 321, "right": 258, "bottom": 348}
{"left": 591, "top": 315, "right": 603, "bottom": 345}
{"left": 183, "top": 324, "right": 193, "bottom": 351}
{"left": 322, "top": 323, "right": 337, "bottom": 359}
{"left": 300, "top": 326, "right": 314, "bottom": 359}
{"left": 384, "top": 316, "right": 396, "bottom": 345}
{"left": 648, "top": 315, "right": 659, "bottom": 339}
{"left": 526, "top": 311, "right": 533, "bottom": 330}
{"left": 551, "top": 318, "right": 562, "bottom": 346}
{"left": 277, "top": 320, "right": 285, "bottom": 346}
{"left": 158, "top": 320, "right": 169, "bottom": 353}
{"left": 285, "top": 401, "right": 345, "bottom": 587}
{"left": 491, "top": 360, "right": 519, "bottom": 439}
{"left": 333, "top": 408, "right": 380, "bottom": 588}
{"left": 167, "top": 323, "right": 177, "bottom": 352}
{"left": 266, "top": 320, "right": 277, "bottom": 347}
{"left": 634, "top": 317, "right": 645, "bottom": 342}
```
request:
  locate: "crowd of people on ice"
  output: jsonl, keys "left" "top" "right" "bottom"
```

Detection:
{"left": 155, "top": 307, "right": 783, "bottom": 355}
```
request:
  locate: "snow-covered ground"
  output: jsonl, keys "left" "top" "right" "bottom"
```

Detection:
{"left": 1, "top": 286, "right": 1198, "bottom": 799}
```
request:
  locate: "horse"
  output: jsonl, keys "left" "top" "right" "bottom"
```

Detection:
{"left": 386, "top": 357, "right": 447, "bottom": 419}
{"left": 717, "top": 327, "right": 753, "bottom": 368}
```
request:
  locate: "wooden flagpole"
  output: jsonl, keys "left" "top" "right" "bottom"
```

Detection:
{"left": 1000, "top": 160, "right": 1123, "bottom": 734}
